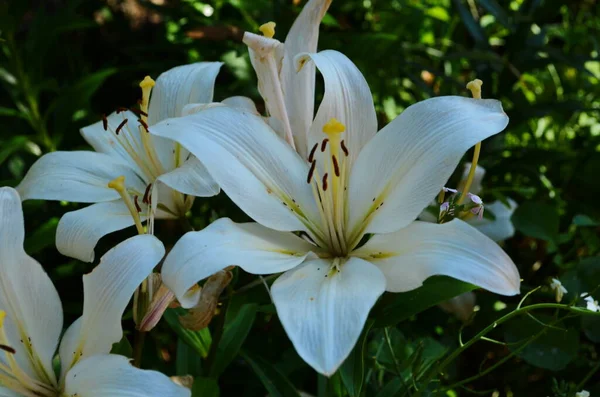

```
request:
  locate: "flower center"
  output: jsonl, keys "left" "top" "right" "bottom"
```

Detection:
{"left": 306, "top": 118, "right": 351, "bottom": 257}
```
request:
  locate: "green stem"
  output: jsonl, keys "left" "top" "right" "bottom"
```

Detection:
{"left": 133, "top": 330, "right": 146, "bottom": 368}
{"left": 413, "top": 303, "right": 598, "bottom": 397}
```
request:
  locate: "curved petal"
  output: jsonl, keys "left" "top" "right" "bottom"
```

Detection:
{"left": 271, "top": 257, "right": 385, "bottom": 375}
{"left": 148, "top": 62, "right": 223, "bottom": 126}
{"left": 56, "top": 201, "right": 148, "bottom": 263}
{"left": 162, "top": 218, "right": 315, "bottom": 308}
{"left": 300, "top": 50, "right": 377, "bottom": 167}
{"left": 150, "top": 106, "right": 321, "bottom": 234}
{"left": 0, "top": 387, "right": 22, "bottom": 397}
{"left": 17, "top": 151, "right": 145, "bottom": 203}
{"left": 352, "top": 219, "right": 520, "bottom": 295}
{"left": 348, "top": 97, "right": 509, "bottom": 239}
{"left": 0, "top": 188, "right": 62, "bottom": 386}
{"left": 157, "top": 156, "right": 219, "bottom": 198}
{"left": 281, "top": 0, "right": 332, "bottom": 157}
{"left": 222, "top": 96, "right": 259, "bottom": 114}
{"left": 59, "top": 235, "right": 164, "bottom": 373}
{"left": 63, "top": 354, "right": 190, "bottom": 397}
{"left": 468, "top": 198, "right": 517, "bottom": 242}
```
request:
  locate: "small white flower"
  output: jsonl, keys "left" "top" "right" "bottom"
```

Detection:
{"left": 576, "top": 390, "right": 590, "bottom": 397}
{"left": 581, "top": 293, "right": 600, "bottom": 312}
{"left": 550, "top": 278, "right": 567, "bottom": 302}
{"left": 443, "top": 187, "right": 458, "bottom": 193}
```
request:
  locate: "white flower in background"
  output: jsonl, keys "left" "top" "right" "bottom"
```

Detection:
{"left": 438, "top": 292, "right": 477, "bottom": 323}
{"left": 0, "top": 187, "right": 189, "bottom": 397}
{"left": 581, "top": 294, "right": 599, "bottom": 312}
{"left": 550, "top": 278, "right": 567, "bottom": 303}
{"left": 149, "top": 0, "right": 520, "bottom": 375}
{"left": 16, "top": 63, "right": 223, "bottom": 262}
{"left": 576, "top": 390, "right": 590, "bottom": 397}
{"left": 420, "top": 162, "right": 518, "bottom": 243}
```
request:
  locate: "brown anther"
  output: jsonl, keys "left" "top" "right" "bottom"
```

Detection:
{"left": 115, "top": 119, "right": 128, "bottom": 135}
{"left": 321, "top": 139, "right": 329, "bottom": 152}
{"left": 101, "top": 114, "right": 108, "bottom": 131}
{"left": 332, "top": 155, "right": 340, "bottom": 177}
{"left": 116, "top": 107, "right": 129, "bottom": 114}
{"left": 130, "top": 108, "right": 148, "bottom": 117}
{"left": 322, "top": 173, "right": 328, "bottom": 191}
{"left": 138, "top": 119, "right": 149, "bottom": 132}
{"left": 0, "top": 344, "right": 15, "bottom": 354}
{"left": 143, "top": 183, "right": 153, "bottom": 204}
{"left": 341, "top": 140, "right": 349, "bottom": 156}
{"left": 307, "top": 160, "right": 316, "bottom": 184}
{"left": 134, "top": 195, "right": 142, "bottom": 213}
{"left": 308, "top": 143, "right": 318, "bottom": 163}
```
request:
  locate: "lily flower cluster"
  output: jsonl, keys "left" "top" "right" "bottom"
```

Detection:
{"left": 6, "top": 0, "right": 523, "bottom": 389}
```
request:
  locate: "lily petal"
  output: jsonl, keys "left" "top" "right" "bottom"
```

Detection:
{"left": 348, "top": 97, "right": 509, "bottom": 239}
{"left": 0, "top": 188, "right": 62, "bottom": 386}
{"left": 63, "top": 354, "right": 190, "bottom": 397}
{"left": 150, "top": 106, "right": 321, "bottom": 234}
{"left": 281, "top": 0, "right": 332, "bottom": 157}
{"left": 56, "top": 201, "right": 148, "bottom": 263}
{"left": 157, "top": 156, "right": 219, "bottom": 198}
{"left": 271, "top": 257, "right": 385, "bottom": 375}
{"left": 222, "top": 96, "right": 260, "bottom": 114}
{"left": 300, "top": 50, "right": 377, "bottom": 166}
{"left": 58, "top": 235, "right": 164, "bottom": 372}
{"left": 469, "top": 198, "right": 517, "bottom": 242}
{"left": 17, "top": 151, "right": 145, "bottom": 203}
{"left": 148, "top": 62, "right": 223, "bottom": 126}
{"left": 162, "top": 218, "right": 315, "bottom": 308}
{"left": 352, "top": 219, "right": 520, "bottom": 295}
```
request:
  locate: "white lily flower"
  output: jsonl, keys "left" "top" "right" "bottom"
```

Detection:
{"left": 576, "top": 390, "right": 590, "bottom": 397}
{"left": 0, "top": 187, "right": 189, "bottom": 397}
{"left": 550, "top": 278, "right": 567, "bottom": 303}
{"left": 150, "top": 0, "right": 519, "bottom": 376}
{"left": 16, "top": 62, "right": 223, "bottom": 262}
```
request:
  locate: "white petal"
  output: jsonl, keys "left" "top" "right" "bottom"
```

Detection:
{"left": 17, "top": 151, "right": 145, "bottom": 203}
{"left": 460, "top": 162, "right": 486, "bottom": 194}
{"left": 0, "top": 188, "right": 62, "bottom": 386}
{"left": 150, "top": 106, "right": 321, "bottom": 234}
{"left": 157, "top": 156, "right": 219, "bottom": 198}
{"left": 222, "top": 96, "right": 259, "bottom": 114}
{"left": 162, "top": 218, "right": 315, "bottom": 308}
{"left": 300, "top": 50, "right": 377, "bottom": 166}
{"left": 468, "top": 198, "right": 517, "bottom": 242}
{"left": 56, "top": 201, "right": 148, "bottom": 263}
{"left": 148, "top": 62, "right": 223, "bottom": 125}
{"left": 352, "top": 219, "right": 520, "bottom": 295}
{"left": 281, "top": 0, "right": 332, "bottom": 157}
{"left": 348, "top": 97, "right": 509, "bottom": 238}
{"left": 63, "top": 354, "right": 190, "bottom": 397}
{"left": 271, "top": 257, "right": 385, "bottom": 375}
{"left": 59, "top": 235, "right": 164, "bottom": 372}
{"left": 0, "top": 387, "right": 22, "bottom": 397}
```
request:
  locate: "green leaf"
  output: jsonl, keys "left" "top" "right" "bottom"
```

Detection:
{"left": 375, "top": 378, "right": 403, "bottom": 397}
{"left": 192, "top": 377, "right": 220, "bottom": 397}
{"left": 573, "top": 214, "right": 600, "bottom": 227}
{"left": 0, "top": 136, "right": 31, "bottom": 165}
{"left": 504, "top": 316, "right": 579, "bottom": 371}
{"left": 339, "top": 320, "right": 373, "bottom": 397}
{"left": 24, "top": 217, "right": 58, "bottom": 255}
{"left": 240, "top": 350, "right": 300, "bottom": 397}
{"left": 478, "top": 0, "right": 512, "bottom": 29}
{"left": 372, "top": 276, "right": 476, "bottom": 327}
{"left": 164, "top": 308, "right": 212, "bottom": 359}
{"left": 176, "top": 338, "right": 203, "bottom": 377}
{"left": 209, "top": 303, "right": 257, "bottom": 377}
{"left": 110, "top": 336, "right": 133, "bottom": 358}
{"left": 452, "top": 0, "right": 487, "bottom": 46}
{"left": 582, "top": 315, "right": 600, "bottom": 343}
{"left": 512, "top": 201, "right": 559, "bottom": 242}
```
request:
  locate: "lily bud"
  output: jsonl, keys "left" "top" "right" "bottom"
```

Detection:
{"left": 179, "top": 267, "right": 234, "bottom": 331}
{"left": 135, "top": 273, "right": 176, "bottom": 332}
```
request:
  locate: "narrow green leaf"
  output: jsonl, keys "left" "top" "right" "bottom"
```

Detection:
{"left": 512, "top": 201, "right": 559, "bottom": 242}
{"left": 164, "top": 308, "right": 212, "bottom": 358}
{"left": 372, "top": 276, "right": 476, "bottom": 327}
{"left": 478, "top": 0, "right": 512, "bottom": 29}
{"left": 24, "top": 217, "right": 58, "bottom": 255}
{"left": 176, "top": 338, "right": 203, "bottom": 377}
{"left": 340, "top": 320, "right": 373, "bottom": 397}
{"left": 209, "top": 303, "right": 257, "bottom": 377}
{"left": 240, "top": 350, "right": 300, "bottom": 397}
{"left": 452, "top": 0, "right": 487, "bottom": 46}
{"left": 192, "top": 377, "right": 219, "bottom": 397}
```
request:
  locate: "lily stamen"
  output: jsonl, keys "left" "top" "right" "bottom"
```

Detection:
{"left": 458, "top": 79, "right": 484, "bottom": 205}
{"left": 108, "top": 176, "right": 145, "bottom": 234}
